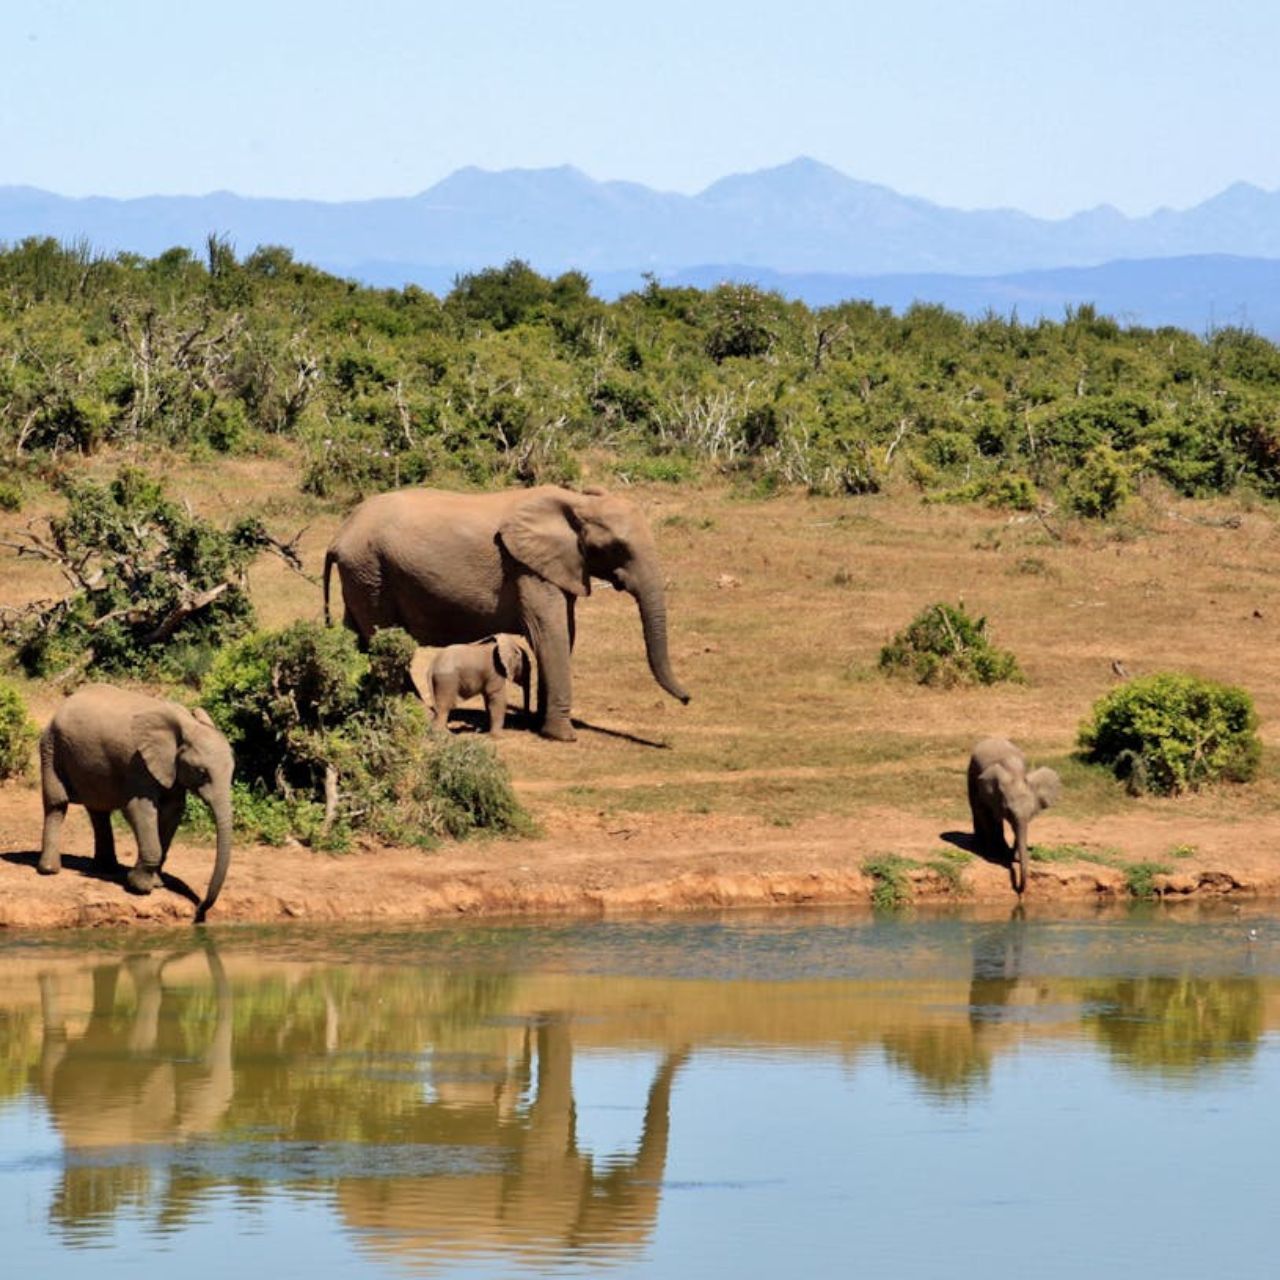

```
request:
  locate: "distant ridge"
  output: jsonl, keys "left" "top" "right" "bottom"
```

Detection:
{"left": 5, "top": 158, "right": 1280, "bottom": 278}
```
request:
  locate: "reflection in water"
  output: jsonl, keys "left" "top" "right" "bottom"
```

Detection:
{"left": 0, "top": 913, "right": 1277, "bottom": 1278}
{"left": 1085, "top": 977, "right": 1264, "bottom": 1078}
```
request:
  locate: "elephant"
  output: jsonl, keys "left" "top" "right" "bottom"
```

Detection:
{"left": 38, "top": 684, "right": 234, "bottom": 922}
{"left": 429, "top": 634, "right": 532, "bottom": 735}
{"left": 323, "top": 484, "right": 690, "bottom": 741}
{"left": 967, "top": 736, "right": 1061, "bottom": 895}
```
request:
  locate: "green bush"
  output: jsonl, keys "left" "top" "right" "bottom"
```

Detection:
{"left": 0, "top": 681, "right": 37, "bottom": 780}
{"left": 201, "top": 621, "right": 530, "bottom": 844}
{"left": 2, "top": 468, "right": 262, "bottom": 678}
{"left": 878, "top": 602, "right": 1023, "bottom": 687}
{"left": 1077, "top": 673, "right": 1261, "bottom": 795}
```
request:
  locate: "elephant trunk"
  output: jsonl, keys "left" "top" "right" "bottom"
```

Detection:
{"left": 626, "top": 560, "right": 690, "bottom": 705}
{"left": 196, "top": 793, "right": 233, "bottom": 924}
{"left": 1012, "top": 819, "right": 1029, "bottom": 896}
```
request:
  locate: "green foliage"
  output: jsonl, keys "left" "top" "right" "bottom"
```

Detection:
{"left": 0, "top": 680, "right": 37, "bottom": 780}
{"left": 927, "top": 848, "right": 973, "bottom": 894}
{"left": 202, "top": 621, "right": 530, "bottom": 844}
{"left": 3, "top": 468, "right": 260, "bottom": 678}
{"left": 7, "top": 240, "right": 1280, "bottom": 507}
{"left": 1124, "top": 860, "right": 1173, "bottom": 900}
{"left": 0, "top": 480, "right": 22, "bottom": 512}
{"left": 863, "top": 853, "right": 914, "bottom": 910}
{"left": 1077, "top": 673, "right": 1261, "bottom": 795}
{"left": 878, "top": 602, "right": 1023, "bottom": 687}
{"left": 1064, "top": 443, "right": 1133, "bottom": 518}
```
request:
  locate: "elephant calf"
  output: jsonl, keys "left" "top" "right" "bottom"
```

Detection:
{"left": 968, "top": 737, "right": 1062, "bottom": 895}
{"left": 38, "top": 684, "right": 235, "bottom": 922}
{"left": 428, "top": 635, "right": 532, "bottom": 735}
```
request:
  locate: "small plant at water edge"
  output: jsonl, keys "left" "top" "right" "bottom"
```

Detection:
{"left": 863, "top": 853, "right": 914, "bottom": 910}
{"left": 1077, "top": 673, "right": 1261, "bottom": 795}
{"left": 1124, "top": 860, "right": 1172, "bottom": 900}
{"left": 878, "top": 602, "right": 1023, "bottom": 688}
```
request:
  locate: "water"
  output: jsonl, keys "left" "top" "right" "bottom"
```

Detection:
{"left": 1, "top": 907, "right": 1277, "bottom": 1279}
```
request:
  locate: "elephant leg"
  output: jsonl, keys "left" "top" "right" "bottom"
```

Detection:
{"left": 484, "top": 681, "right": 508, "bottom": 736}
{"left": 431, "top": 678, "right": 457, "bottom": 732}
{"left": 122, "top": 797, "right": 164, "bottom": 895}
{"left": 89, "top": 810, "right": 119, "bottom": 873}
{"left": 520, "top": 578, "right": 575, "bottom": 741}
{"left": 37, "top": 803, "right": 67, "bottom": 876}
{"left": 157, "top": 793, "right": 185, "bottom": 867}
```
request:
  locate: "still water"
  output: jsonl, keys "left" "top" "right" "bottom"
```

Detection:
{"left": 1, "top": 908, "right": 1277, "bottom": 1279}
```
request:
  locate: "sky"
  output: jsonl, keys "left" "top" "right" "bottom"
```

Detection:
{"left": 2, "top": 0, "right": 1278, "bottom": 218}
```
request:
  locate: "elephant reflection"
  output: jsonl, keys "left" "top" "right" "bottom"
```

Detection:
{"left": 884, "top": 913, "right": 1037, "bottom": 1099}
{"left": 33, "top": 948, "right": 233, "bottom": 1234}
{"left": 338, "top": 1015, "right": 689, "bottom": 1266}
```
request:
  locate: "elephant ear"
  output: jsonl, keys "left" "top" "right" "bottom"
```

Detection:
{"left": 494, "top": 635, "right": 524, "bottom": 681}
{"left": 190, "top": 706, "right": 216, "bottom": 729}
{"left": 482, "top": 636, "right": 509, "bottom": 681}
{"left": 497, "top": 491, "right": 590, "bottom": 597}
{"left": 1028, "top": 767, "right": 1062, "bottom": 811}
{"left": 979, "top": 761, "right": 1014, "bottom": 801}
{"left": 133, "top": 710, "right": 179, "bottom": 789}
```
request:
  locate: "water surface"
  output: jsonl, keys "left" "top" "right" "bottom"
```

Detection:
{"left": 1, "top": 907, "right": 1277, "bottom": 1278}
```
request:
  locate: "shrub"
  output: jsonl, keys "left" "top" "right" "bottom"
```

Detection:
{"left": 1077, "top": 673, "right": 1261, "bottom": 795}
{"left": 1064, "top": 444, "right": 1133, "bottom": 519}
{"left": 201, "top": 621, "right": 530, "bottom": 844}
{"left": 0, "top": 681, "right": 37, "bottom": 780}
{"left": 1, "top": 468, "right": 264, "bottom": 678}
{"left": 878, "top": 602, "right": 1023, "bottom": 688}
{"left": 863, "top": 854, "right": 914, "bottom": 910}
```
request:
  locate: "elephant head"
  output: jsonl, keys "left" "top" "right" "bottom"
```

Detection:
{"left": 498, "top": 489, "right": 691, "bottom": 705}
{"left": 134, "top": 704, "right": 235, "bottom": 921}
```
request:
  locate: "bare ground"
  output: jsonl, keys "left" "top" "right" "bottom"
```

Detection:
{"left": 3, "top": 460, "right": 1280, "bottom": 929}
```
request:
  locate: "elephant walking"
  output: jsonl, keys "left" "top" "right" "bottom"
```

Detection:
{"left": 968, "top": 737, "right": 1061, "bottom": 895}
{"left": 324, "top": 485, "right": 690, "bottom": 741}
{"left": 38, "top": 684, "right": 235, "bottom": 921}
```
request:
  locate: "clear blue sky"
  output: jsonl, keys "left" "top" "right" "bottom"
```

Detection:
{"left": 3, "top": 0, "right": 1277, "bottom": 217}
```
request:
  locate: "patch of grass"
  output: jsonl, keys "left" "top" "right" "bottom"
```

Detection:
{"left": 1123, "top": 860, "right": 1173, "bottom": 900}
{"left": 1029, "top": 842, "right": 1125, "bottom": 866}
{"left": 863, "top": 853, "right": 914, "bottom": 910}
{"left": 1167, "top": 842, "right": 1198, "bottom": 859}
{"left": 927, "top": 848, "right": 973, "bottom": 894}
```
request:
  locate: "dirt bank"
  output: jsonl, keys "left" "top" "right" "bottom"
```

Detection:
{"left": 2, "top": 780, "right": 1277, "bottom": 929}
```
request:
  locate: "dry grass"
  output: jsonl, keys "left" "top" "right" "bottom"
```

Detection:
{"left": 4, "top": 447, "right": 1280, "bottom": 846}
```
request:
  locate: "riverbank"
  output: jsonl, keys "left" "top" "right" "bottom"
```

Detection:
{"left": 2, "top": 783, "right": 1277, "bottom": 928}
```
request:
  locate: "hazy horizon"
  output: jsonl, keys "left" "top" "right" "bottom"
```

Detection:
{"left": 3, "top": 1, "right": 1278, "bottom": 219}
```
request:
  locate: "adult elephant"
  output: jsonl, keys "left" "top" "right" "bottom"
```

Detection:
{"left": 323, "top": 485, "right": 691, "bottom": 741}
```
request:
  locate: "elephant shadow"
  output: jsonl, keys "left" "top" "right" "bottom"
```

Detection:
{"left": 443, "top": 706, "right": 540, "bottom": 735}
{"left": 571, "top": 719, "right": 670, "bottom": 750}
{"left": 938, "top": 829, "right": 1020, "bottom": 892}
{"left": 2, "top": 847, "right": 202, "bottom": 908}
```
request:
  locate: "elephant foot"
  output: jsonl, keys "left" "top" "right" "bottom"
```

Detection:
{"left": 539, "top": 719, "right": 577, "bottom": 743}
{"left": 36, "top": 858, "right": 61, "bottom": 876}
{"left": 125, "top": 866, "right": 163, "bottom": 896}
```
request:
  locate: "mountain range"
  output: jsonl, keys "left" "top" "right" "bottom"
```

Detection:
{"left": 4, "top": 157, "right": 1280, "bottom": 332}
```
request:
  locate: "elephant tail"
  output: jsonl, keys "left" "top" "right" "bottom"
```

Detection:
{"left": 322, "top": 549, "right": 337, "bottom": 627}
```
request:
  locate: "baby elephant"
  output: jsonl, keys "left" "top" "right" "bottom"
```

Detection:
{"left": 429, "top": 635, "right": 532, "bottom": 736}
{"left": 39, "top": 684, "right": 235, "bottom": 922}
{"left": 968, "top": 736, "right": 1062, "bottom": 895}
